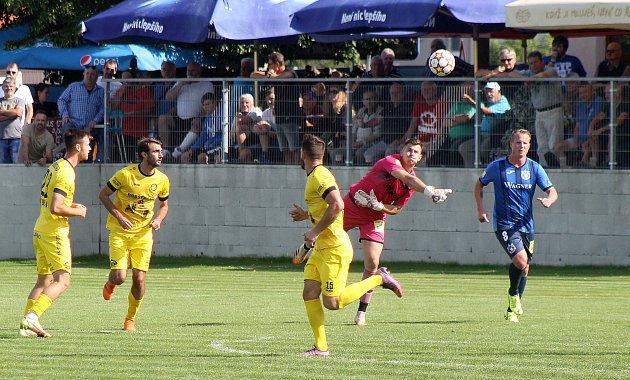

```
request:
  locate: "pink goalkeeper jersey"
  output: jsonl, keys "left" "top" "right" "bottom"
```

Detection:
{"left": 347, "top": 154, "right": 415, "bottom": 221}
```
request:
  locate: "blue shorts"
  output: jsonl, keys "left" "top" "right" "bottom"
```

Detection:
{"left": 495, "top": 229, "right": 534, "bottom": 262}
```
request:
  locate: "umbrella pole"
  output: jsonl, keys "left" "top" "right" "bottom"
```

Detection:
{"left": 473, "top": 25, "right": 479, "bottom": 74}
{"left": 254, "top": 42, "right": 260, "bottom": 105}
{"left": 521, "top": 38, "right": 528, "bottom": 63}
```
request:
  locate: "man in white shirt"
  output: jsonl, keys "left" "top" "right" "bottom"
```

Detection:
{"left": 96, "top": 59, "right": 122, "bottom": 99}
{"left": 0, "top": 63, "right": 33, "bottom": 127}
{"left": 157, "top": 62, "right": 214, "bottom": 157}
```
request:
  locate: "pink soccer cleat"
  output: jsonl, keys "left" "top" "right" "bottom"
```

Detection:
{"left": 298, "top": 345, "right": 330, "bottom": 357}
{"left": 377, "top": 267, "right": 403, "bottom": 298}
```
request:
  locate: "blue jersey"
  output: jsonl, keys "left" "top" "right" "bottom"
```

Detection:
{"left": 543, "top": 54, "right": 587, "bottom": 78}
{"left": 479, "top": 157, "right": 553, "bottom": 233}
{"left": 191, "top": 108, "right": 223, "bottom": 152}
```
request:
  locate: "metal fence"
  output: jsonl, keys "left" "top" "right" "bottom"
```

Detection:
{"left": 98, "top": 77, "right": 630, "bottom": 169}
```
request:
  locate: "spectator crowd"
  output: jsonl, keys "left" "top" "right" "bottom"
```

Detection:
{"left": 2, "top": 36, "right": 630, "bottom": 168}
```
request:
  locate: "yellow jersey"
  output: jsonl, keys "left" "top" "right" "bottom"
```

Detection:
{"left": 304, "top": 165, "right": 350, "bottom": 249}
{"left": 34, "top": 158, "right": 76, "bottom": 234}
{"left": 106, "top": 164, "right": 170, "bottom": 234}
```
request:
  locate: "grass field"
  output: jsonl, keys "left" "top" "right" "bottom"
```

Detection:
{"left": 0, "top": 256, "right": 628, "bottom": 379}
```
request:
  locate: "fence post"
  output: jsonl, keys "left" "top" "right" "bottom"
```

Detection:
{"left": 608, "top": 80, "right": 616, "bottom": 170}
{"left": 345, "top": 79, "right": 354, "bottom": 166}
{"left": 222, "top": 80, "right": 229, "bottom": 164}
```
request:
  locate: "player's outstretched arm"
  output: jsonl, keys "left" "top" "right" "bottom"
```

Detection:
{"left": 391, "top": 169, "right": 452, "bottom": 204}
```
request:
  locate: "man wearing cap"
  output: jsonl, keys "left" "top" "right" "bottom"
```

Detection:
{"left": 519, "top": 51, "right": 564, "bottom": 168}
{"left": 458, "top": 82, "right": 511, "bottom": 167}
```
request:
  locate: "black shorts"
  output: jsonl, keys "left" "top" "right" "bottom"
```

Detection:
{"left": 495, "top": 229, "right": 534, "bottom": 262}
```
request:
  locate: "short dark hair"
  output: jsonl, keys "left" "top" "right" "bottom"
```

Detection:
{"left": 552, "top": 36, "right": 569, "bottom": 50}
{"left": 268, "top": 51, "right": 285, "bottom": 66}
{"left": 528, "top": 51, "right": 543, "bottom": 61}
{"left": 64, "top": 128, "right": 91, "bottom": 150}
{"left": 34, "top": 109, "right": 48, "bottom": 118}
{"left": 35, "top": 83, "right": 49, "bottom": 93}
{"left": 301, "top": 134, "right": 325, "bottom": 160}
{"left": 402, "top": 137, "right": 422, "bottom": 150}
{"left": 201, "top": 92, "right": 215, "bottom": 103}
{"left": 137, "top": 137, "right": 162, "bottom": 159}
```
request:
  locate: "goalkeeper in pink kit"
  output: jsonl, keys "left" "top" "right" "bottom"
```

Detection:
{"left": 291, "top": 137, "right": 451, "bottom": 325}
{"left": 345, "top": 137, "right": 451, "bottom": 326}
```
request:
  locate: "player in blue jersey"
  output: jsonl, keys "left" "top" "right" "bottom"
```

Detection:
{"left": 474, "top": 129, "right": 558, "bottom": 323}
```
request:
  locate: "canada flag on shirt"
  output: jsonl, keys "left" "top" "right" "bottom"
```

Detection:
{"left": 411, "top": 95, "right": 448, "bottom": 142}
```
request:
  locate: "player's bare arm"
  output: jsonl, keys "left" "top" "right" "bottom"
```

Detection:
{"left": 98, "top": 185, "right": 132, "bottom": 230}
{"left": 150, "top": 200, "right": 169, "bottom": 230}
{"left": 391, "top": 169, "right": 452, "bottom": 203}
{"left": 289, "top": 204, "right": 309, "bottom": 222}
{"left": 304, "top": 188, "right": 343, "bottom": 246}
{"left": 353, "top": 190, "right": 402, "bottom": 215}
{"left": 382, "top": 204, "right": 403, "bottom": 215}
{"left": 50, "top": 191, "right": 87, "bottom": 218}
{"left": 473, "top": 181, "right": 490, "bottom": 223}
{"left": 537, "top": 186, "right": 558, "bottom": 209}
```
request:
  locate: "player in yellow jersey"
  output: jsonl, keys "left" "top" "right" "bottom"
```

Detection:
{"left": 20, "top": 128, "right": 91, "bottom": 337}
{"left": 289, "top": 134, "right": 403, "bottom": 356}
{"left": 99, "top": 138, "right": 170, "bottom": 332}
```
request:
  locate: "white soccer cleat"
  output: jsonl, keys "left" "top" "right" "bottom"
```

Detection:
{"left": 20, "top": 317, "right": 51, "bottom": 338}
{"left": 19, "top": 328, "right": 38, "bottom": 337}
{"left": 354, "top": 311, "right": 368, "bottom": 326}
{"left": 292, "top": 243, "right": 312, "bottom": 265}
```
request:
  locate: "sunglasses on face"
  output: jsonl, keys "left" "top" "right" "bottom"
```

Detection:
{"left": 6, "top": 70, "right": 16, "bottom": 75}
{"left": 329, "top": 89, "right": 339, "bottom": 94}
{"left": 500, "top": 58, "right": 513, "bottom": 63}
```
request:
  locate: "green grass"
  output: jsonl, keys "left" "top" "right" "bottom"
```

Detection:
{"left": 1, "top": 256, "right": 628, "bottom": 379}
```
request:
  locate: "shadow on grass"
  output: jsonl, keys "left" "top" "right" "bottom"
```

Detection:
{"left": 178, "top": 322, "right": 228, "bottom": 327}
{"left": 6, "top": 255, "right": 629, "bottom": 278}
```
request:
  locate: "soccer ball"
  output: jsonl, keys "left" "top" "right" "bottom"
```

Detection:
{"left": 428, "top": 49, "right": 456, "bottom": 77}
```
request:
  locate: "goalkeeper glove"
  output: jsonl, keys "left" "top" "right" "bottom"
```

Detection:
{"left": 292, "top": 243, "right": 313, "bottom": 265}
{"left": 353, "top": 189, "right": 384, "bottom": 212}
{"left": 424, "top": 186, "right": 453, "bottom": 203}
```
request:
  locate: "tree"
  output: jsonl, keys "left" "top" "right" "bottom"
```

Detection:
{"left": 0, "top": 0, "right": 121, "bottom": 48}
{"left": 490, "top": 34, "right": 553, "bottom": 65}
{"left": 0, "top": 0, "right": 417, "bottom": 72}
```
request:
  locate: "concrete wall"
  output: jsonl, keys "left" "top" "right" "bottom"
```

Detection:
{"left": 2, "top": 164, "right": 629, "bottom": 266}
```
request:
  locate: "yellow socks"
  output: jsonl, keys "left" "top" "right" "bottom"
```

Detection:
{"left": 30, "top": 294, "right": 53, "bottom": 318}
{"left": 337, "top": 275, "right": 382, "bottom": 309}
{"left": 24, "top": 299, "right": 37, "bottom": 317}
{"left": 126, "top": 292, "right": 143, "bottom": 321}
{"left": 304, "top": 299, "right": 327, "bottom": 351}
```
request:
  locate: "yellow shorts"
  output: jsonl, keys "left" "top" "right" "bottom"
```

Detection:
{"left": 109, "top": 228, "right": 153, "bottom": 272}
{"left": 303, "top": 241, "right": 353, "bottom": 297}
{"left": 33, "top": 230, "right": 72, "bottom": 275}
